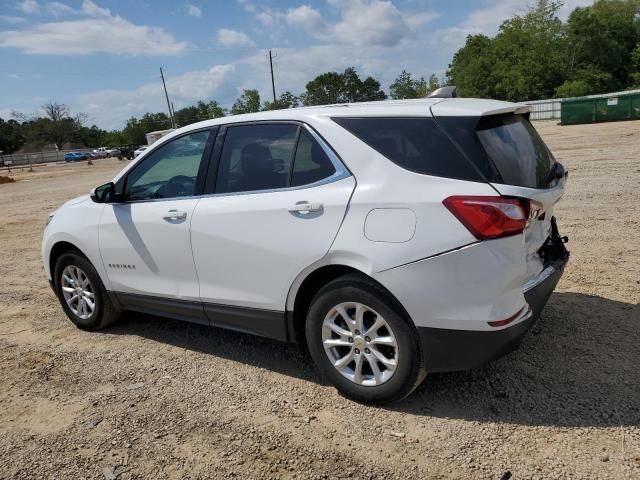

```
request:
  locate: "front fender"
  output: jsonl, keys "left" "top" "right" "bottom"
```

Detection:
{"left": 42, "top": 200, "right": 109, "bottom": 289}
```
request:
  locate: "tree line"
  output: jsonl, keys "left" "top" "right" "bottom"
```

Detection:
{"left": 448, "top": 0, "right": 640, "bottom": 100}
{"left": 0, "top": 67, "right": 440, "bottom": 153}
{"left": 1, "top": 0, "right": 639, "bottom": 154}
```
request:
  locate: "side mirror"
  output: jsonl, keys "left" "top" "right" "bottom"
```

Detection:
{"left": 90, "top": 182, "right": 116, "bottom": 203}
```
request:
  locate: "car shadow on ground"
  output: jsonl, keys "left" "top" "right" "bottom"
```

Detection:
{"left": 106, "top": 292, "right": 640, "bottom": 428}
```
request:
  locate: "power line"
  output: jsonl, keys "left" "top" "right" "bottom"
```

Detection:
{"left": 0, "top": 69, "right": 159, "bottom": 77}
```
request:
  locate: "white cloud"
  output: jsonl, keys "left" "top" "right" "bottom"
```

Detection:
{"left": 404, "top": 11, "right": 440, "bottom": 30}
{"left": 217, "top": 28, "right": 254, "bottom": 48}
{"left": 0, "top": 2, "right": 187, "bottom": 55}
{"left": 255, "top": 11, "right": 276, "bottom": 27}
{"left": 0, "top": 15, "right": 27, "bottom": 24}
{"left": 332, "top": 0, "right": 417, "bottom": 47}
{"left": 46, "top": 2, "right": 75, "bottom": 17}
{"left": 248, "top": 1, "right": 437, "bottom": 48}
{"left": 18, "top": 0, "right": 39, "bottom": 14}
{"left": 285, "top": 5, "right": 326, "bottom": 35}
{"left": 237, "top": 0, "right": 256, "bottom": 13}
{"left": 81, "top": 0, "right": 110, "bottom": 18}
{"left": 186, "top": 2, "right": 202, "bottom": 18}
{"left": 75, "top": 64, "right": 235, "bottom": 128}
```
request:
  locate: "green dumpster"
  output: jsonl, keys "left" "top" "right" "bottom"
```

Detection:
{"left": 561, "top": 92, "right": 640, "bottom": 125}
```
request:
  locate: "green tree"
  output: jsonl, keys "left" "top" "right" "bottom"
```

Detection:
{"left": 448, "top": 1, "right": 568, "bottom": 100}
{"left": 427, "top": 74, "right": 441, "bottom": 93}
{"left": 631, "top": 45, "right": 640, "bottom": 87}
{"left": 102, "top": 130, "right": 127, "bottom": 147}
{"left": 73, "top": 125, "right": 107, "bottom": 148}
{"left": 447, "top": 34, "right": 499, "bottom": 99}
{"left": 0, "top": 118, "right": 25, "bottom": 154}
{"left": 10, "top": 102, "right": 91, "bottom": 149}
{"left": 389, "top": 70, "right": 428, "bottom": 99}
{"left": 121, "top": 113, "right": 171, "bottom": 145}
{"left": 262, "top": 91, "right": 300, "bottom": 110}
{"left": 448, "top": 0, "right": 640, "bottom": 100}
{"left": 566, "top": 0, "right": 640, "bottom": 93}
{"left": 301, "top": 67, "right": 386, "bottom": 106}
{"left": 554, "top": 80, "right": 591, "bottom": 97}
{"left": 174, "top": 100, "right": 226, "bottom": 127}
{"left": 231, "top": 89, "right": 261, "bottom": 115}
{"left": 488, "top": 0, "right": 567, "bottom": 100}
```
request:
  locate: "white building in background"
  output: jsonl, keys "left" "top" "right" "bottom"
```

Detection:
{"left": 145, "top": 129, "right": 175, "bottom": 146}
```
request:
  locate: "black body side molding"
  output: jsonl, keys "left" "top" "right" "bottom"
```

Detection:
{"left": 115, "top": 292, "right": 289, "bottom": 342}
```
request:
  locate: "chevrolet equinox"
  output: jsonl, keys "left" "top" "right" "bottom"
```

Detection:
{"left": 43, "top": 95, "right": 569, "bottom": 403}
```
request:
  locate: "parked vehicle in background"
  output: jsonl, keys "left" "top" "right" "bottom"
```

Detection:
{"left": 63, "top": 152, "right": 87, "bottom": 162}
{"left": 117, "top": 145, "right": 137, "bottom": 161}
{"left": 93, "top": 147, "right": 119, "bottom": 158}
{"left": 43, "top": 95, "right": 569, "bottom": 404}
{"left": 91, "top": 148, "right": 108, "bottom": 158}
{"left": 133, "top": 146, "right": 148, "bottom": 157}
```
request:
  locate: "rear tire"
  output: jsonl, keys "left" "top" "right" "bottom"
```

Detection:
{"left": 54, "top": 252, "right": 119, "bottom": 331}
{"left": 306, "top": 274, "right": 426, "bottom": 404}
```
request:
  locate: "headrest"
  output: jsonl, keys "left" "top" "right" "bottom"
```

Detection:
{"left": 240, "top": 143, "right": 273, "bottom": 174}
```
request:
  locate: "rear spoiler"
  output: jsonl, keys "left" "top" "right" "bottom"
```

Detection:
{"left": 430, "top": 99, "right": 531, "bottom": 118}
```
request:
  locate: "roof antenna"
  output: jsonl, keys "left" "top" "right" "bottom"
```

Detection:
{"left": 427, "top": 86, "right": 457, "bottom": 98}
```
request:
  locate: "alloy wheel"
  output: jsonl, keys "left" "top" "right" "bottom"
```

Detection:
{"left": 61, "top": 265, "right": 96, "bottom": 320}
{"left": 321, "top": 302, "right": 398, "bottom": 386}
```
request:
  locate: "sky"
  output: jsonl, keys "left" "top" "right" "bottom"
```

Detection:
{"left": 0, "top": 0, "right": 594, "bottom": 130}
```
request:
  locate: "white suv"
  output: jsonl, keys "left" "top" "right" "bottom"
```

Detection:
{"left": 42, "top": 96, "right": 569, "bottom": 403}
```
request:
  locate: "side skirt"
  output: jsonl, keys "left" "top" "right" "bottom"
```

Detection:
{"left": 115, "top": 292, "right": 289, "bottom": 342}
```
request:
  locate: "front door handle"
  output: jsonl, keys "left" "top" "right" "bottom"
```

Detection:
{"left": 288, "top": 202, "right": 323, "bottom": 214}
{"left": 163, "top": 209, "right": 187, "bottom": 221}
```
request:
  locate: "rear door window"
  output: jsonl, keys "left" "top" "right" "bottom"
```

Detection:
{"left": 332, "top": 117, "right": 482, "bottom": 182}
{"left": 476, "top": 114, "right": 556, "bottom": 189}
{"left": 215, "top": 124, "right": 298, "bottom": 194}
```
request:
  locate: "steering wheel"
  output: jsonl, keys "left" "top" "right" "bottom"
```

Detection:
{"left": 156, "top": 175, "right": 195, "bottom": 198}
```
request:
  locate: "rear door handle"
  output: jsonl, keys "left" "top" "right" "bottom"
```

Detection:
{"left": 288, "top": 202, "right": 323, "bottom": 214}
{"left": 163, "top": 209, "right": 187, "bottom": 221}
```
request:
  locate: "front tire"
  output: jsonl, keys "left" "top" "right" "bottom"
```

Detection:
{"left": 306, "top": 274, "right": 426, "bottom": 404}
{"left": 54, "top": 252, "right": 119, "bottom": 331}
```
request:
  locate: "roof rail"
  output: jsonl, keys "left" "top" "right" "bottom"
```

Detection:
{"left": 427, "top": 86, "right": 457, "bottom": 99}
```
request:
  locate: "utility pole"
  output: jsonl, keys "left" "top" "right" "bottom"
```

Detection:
{"left": 160, "top": 67, "right": 176, "bottom": 129}
{"left": 171, "top": 101, "right": 176, "bottom": 127}
{"left": 268, "top": 49, "right": 277, "bottom": 107}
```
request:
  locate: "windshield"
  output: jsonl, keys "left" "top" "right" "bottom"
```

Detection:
{"left": 476, "top": 114, "right": 556, "bottom": 189}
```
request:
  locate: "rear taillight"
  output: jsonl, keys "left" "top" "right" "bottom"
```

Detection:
{"left": 443, "top": 196, "right": 527, "bottom": 240}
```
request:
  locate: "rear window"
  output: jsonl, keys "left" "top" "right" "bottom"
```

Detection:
{"left": 332, "top": 117, "right": 483, "bottom": 182}
{"left": 476, "top": 114, "right": 556, "bottom": 189}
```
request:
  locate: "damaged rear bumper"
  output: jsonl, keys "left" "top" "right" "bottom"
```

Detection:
{"left": 418, "top": 228, "right": 569, "bottom": 373}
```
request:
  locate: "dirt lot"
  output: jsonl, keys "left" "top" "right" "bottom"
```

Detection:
{"left": 0, "top": 121, "right": 639, "bottom": 479}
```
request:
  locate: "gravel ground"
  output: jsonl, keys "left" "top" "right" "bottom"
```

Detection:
{"left": 0, "top": 120, "right": 639, "bottom": 479}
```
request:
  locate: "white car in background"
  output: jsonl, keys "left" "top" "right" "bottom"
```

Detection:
{"left": 133, "top": 146, "right": 148, "bottom": 157}
{"left": 42, "top": 92, "right": 569, "bottom": 403}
